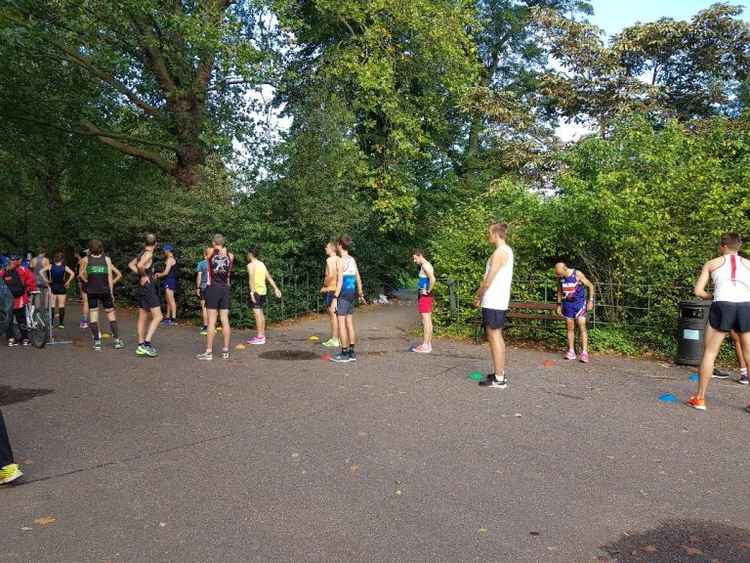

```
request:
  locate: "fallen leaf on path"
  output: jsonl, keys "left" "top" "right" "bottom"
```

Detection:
{"left": 641, "top": 545, "right": 657, "bottom": 553}
{"left": 350, "top": 464, "right": 360, "bottom": 473}
{"left": 478, "top": 528, "right": 488, "bottom": 534}
{"left": 739, "top": 542, "right": 750, "bottom": 549}
{"left": 235, "top": 344, "right": 246, "bottom": 350}
{"left": 682, "top": 546, "right": 704, "bottom": 556}
{"left": 529, "top": 531, "right": 540, "bottom": 536}
{"left": 543, "top": 360, "right": 555, "bottom": 368}
{"left": 33, "top": 516, "right": 56, "bottom": 526}
{"left": 21, "top": 527, "right": 32, "bottom": 531}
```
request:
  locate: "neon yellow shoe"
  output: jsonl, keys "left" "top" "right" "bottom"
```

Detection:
{"left": 322, "top": 338, "right": 340, "bottom": 348}
{"left": 0, "top": 463, "right": 23, "bottom": 485}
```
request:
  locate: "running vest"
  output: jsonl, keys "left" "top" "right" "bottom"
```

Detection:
{"left": 207, "top": 248, "right": 232, "bottom": 287}
{"left": 418, "top": 265, "right": 431, "bottom": 294}
{"left": 33, "top": 255, "right": 48, "bottom": 288}
{"left": 481, "top": 245, "right": 514, "bottom": 310}
{"left": 560, "top": 270, "right": 585, "bottom": 303}
{"left": 712, "top": 254, "right": 750, "bottom": 303}
{"left": 251, "top": 261, "right": 268, "bottom": 295}
{"left": 137, "top": 250, "right": 155, "bottom": 282}
{"left": 164, "top": 258, "right": 178, "bottom": 283}
{"left": 341, "top": 256, "right": 358, "bottom": 297}
{"left": 86, "top": 254, "right": 109, "bottom": 294}
{"left": 50, "top": 262, "right": 66, "bottom": 285}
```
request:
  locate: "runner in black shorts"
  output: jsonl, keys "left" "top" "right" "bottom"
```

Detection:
{"left": 197, "top": 234, "right": 234, "bottom": 361}
{"left": 688, "top": 233, "right": 750, "bottom": 411}
{"left": 128, "top": 234, "right": 162, "bottom": 357}
{"left": 78, "top": 240, "right": 124, "bottom": 351}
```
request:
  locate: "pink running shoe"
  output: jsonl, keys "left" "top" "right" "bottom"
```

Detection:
{"left": 564, "top": 349, "right": 576, "bottom": 361}
{"left": 414, "top": 344, "right": 432, "bottom": 354}
{"left": 580, "top": 352, "right": 590, "bottom": 363}
{"left": 248, "top": 336, "right": 266, "bottom": 345}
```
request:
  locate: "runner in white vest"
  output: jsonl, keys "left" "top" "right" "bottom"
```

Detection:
{"left": 688, "top": 233, "right": 750, "bottom": 411}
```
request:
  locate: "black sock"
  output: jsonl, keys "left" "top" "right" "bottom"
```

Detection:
{"left": 348, "top": 344, "right": 355, "bottom": 354}
{"left": 144, "top": 341, "right": 151, "bottom": 347}
{"left": 89, "top": 322, "right": 99, "bottom": 340}
{"left": 59, "top": 309, "right": 65, "bottom": 325}
{"left": 109, "top": 320, "right": 118, "bottom": 339}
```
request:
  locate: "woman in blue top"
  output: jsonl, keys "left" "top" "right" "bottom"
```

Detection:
{"left": 43, "top": 252, "right": 75, "bottom": 329}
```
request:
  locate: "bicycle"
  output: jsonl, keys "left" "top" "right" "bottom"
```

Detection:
{"left": 10, "top": 291, "right": 50, "bottom": 348}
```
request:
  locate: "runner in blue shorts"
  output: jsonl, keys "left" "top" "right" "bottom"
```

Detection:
{"left": 555, "top": 263, "right": 595, "bottom": 363}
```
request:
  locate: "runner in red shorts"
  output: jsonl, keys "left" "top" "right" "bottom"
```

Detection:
{"left": 410, "top": 249, "right": 435, "bottom": 354}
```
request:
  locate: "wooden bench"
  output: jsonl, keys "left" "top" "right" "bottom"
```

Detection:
{"left": 472, "top": 301, "right": 563, "bottom": 343}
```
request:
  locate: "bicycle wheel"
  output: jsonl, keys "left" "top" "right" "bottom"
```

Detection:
{"left": 30, "top": 307, "right": 49, "bottom": 348}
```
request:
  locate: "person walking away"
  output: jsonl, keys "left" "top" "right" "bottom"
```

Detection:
{"left": 196, "top": 249, "right": 209, "bottom": 335}
{"left": 128, "top": 234, "right": 162, "bottom": 357}
{"left": 688, "top": 233, "right": 750, "bottom": 411}
{"left": 246, "top": 246, "right": 282, "bottom": 345}
{"left": 1, "top": 254, "right": 37, "bottom": 346}
{"left": 197, "top": 234, "right": 234, "bottom": 360}
{"left": 410, "top": 249, "right": 436, "bottom": 354}
{"left": 155, "top": 244, "right": 178, "bottom": 326}
{"left": 474, "top": 223, "right": 514, "bottom": 389}
{"left": 320, "top": 242, "right": 341, "bottom": 348}
{"left": 554, "top": 262, "right": 595, "bottom": 363}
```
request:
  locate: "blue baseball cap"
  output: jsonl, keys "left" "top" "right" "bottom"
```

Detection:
{"left": 163, "top": 244, "right": 174, "bottom": 252}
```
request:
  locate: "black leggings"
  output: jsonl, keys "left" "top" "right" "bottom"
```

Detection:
{"left": 6, "top": 308, "right": 27, "bottom": 342}
{"left": 0, "top": 410, "right": 14, "bottom": 467}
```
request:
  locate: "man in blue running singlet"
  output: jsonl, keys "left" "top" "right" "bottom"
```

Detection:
{"left": 555, "top": 263, "right": 595, "bottom": 363}
{"left": 331, "top": 235, "right": 366, "bottom": 363}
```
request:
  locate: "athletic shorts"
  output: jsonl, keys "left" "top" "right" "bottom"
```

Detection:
{"left": 88, "top": 293, "right": 114, "bottom": 310}
{"left": 324, "top": 291, "right": 335, "bottom": 307}
{"left": 482, "top": 308, "right": 507, "bottom": 330}
{"left": 51, "top": 284, "right": 67, "bottom": 296}
{"left": 418, "top": 293, "right": 433, "bottom": 314}
{"left": 205, "top": 285, "right": 230, "bottom": 310}
{"left": 162, "top": 279, "right": 177, "bottom": 291}
{"left": 336, "top": 294, "right": 356, "bottom": 317}
{"left": 137, "top": 282, "right": 161, "bottom": 310}
{"left": 709, "top": 301, "right": 750, "bottom": 333}
{"left": 251, "top": 292, "right": 266, "bottom": 310}
{"left": 561, "top": 300, "right": 587, "bottom": 320}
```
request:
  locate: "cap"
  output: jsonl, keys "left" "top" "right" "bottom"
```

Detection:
{"left": 0, "top": 256, "right": 8, "bottom": 268}
{"left": 9, "top": 254, "right": 21, "bottom": 261}
{"left": 163, "top": 244, "right": 174, "bottom": 252}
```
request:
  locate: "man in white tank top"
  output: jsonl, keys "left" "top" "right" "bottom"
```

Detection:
{"left": 474, "top": 223, "right": 514, "bottom": 389}
{"left": 688, "top": 233, "right": 750, "bottom": 411}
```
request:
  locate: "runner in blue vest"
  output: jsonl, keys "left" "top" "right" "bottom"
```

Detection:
{"left": 555, "top": 263, "right": 595, "bottom": 363}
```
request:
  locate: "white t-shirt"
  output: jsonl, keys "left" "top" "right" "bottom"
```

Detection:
{"left": 481, "top": 245, "right": 514, "bottom": 310}
{"left": 712, "top": 254, "right": 750, "bottom": 303}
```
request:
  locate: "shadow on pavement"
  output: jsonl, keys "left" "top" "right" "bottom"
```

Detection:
{"left": 0, "top": 384, "right": 54, "bottom": 406}
{"left": 600, "top": 519, "right": 750, "bottom": 561}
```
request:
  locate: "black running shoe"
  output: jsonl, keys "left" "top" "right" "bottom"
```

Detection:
{"left": 479, "top": 374, "right": 507, "bottom": 389}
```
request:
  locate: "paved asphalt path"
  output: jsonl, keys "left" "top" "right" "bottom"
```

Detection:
{"left": 1, "top": 302, "right": 750, "bottom": 562}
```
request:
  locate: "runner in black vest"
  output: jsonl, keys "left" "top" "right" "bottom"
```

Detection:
{"left": 128, "top": 234, "right": 162, "bottom": 357}
{"left": 78, "top": 240, "right": 123, "bottom": 351}
{"left": 197, "top": 234, "right": 234, "bottom": 360}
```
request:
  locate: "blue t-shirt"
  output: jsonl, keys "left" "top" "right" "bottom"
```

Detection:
{"left": 196, "top": 260, "right": 208, "bottom": 290}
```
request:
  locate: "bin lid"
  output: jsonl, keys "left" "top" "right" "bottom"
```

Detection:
{"left": 678, "top": 300, "right": 712, "bottom": 308}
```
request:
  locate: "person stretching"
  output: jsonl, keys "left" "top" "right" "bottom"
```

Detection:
{"left": 554, "top": 262, "right": 595, "bottom": 363}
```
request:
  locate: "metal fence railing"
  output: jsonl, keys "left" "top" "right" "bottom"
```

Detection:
{"left": 444, "top": 277, "right": 692, "bottom": 333}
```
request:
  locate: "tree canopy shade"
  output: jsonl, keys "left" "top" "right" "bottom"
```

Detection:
{"left": 0, "top": 0, "right": 272, "bottom": 187}
{"left": 0, "top": 1, "right": 748, "bottom": 349}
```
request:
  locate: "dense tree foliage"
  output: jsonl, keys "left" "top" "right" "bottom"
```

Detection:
{"left": 0, "top": 0, "right": 748, "bottom": 344}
